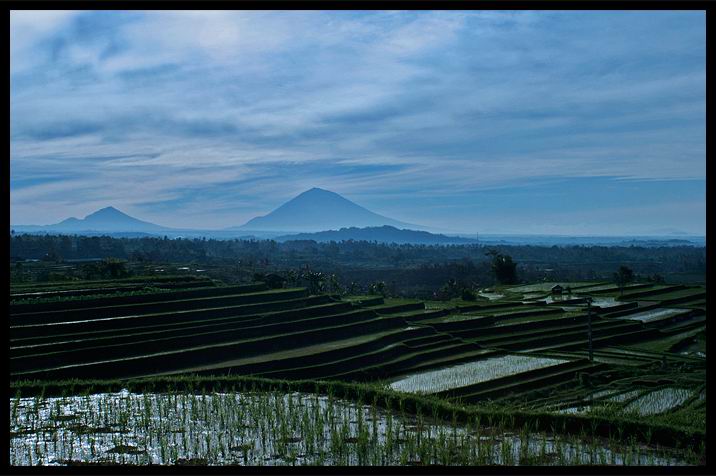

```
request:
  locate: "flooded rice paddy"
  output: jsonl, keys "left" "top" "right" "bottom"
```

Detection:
{"left": 9, "top": 390, "right": 689, "bottom": 466}
{"left": 535, "top": 296, "right": 575, "bottom": 304}
{"left": 618, "top": 308, "right": 689, "bottom": 323}
{"left": 604, "top": 390, "right": 642, "bottom": 403}
{"left": 587, "top": 297, "right": 621, "bottom": 308}
{"left": 477, "top": 292, "right": 505, "bottom": 301}
{"left": 505, "top": 283, "right": 594, "bottom": 294}
{"left": 554, "top": 387, "right": 695, "bottom": 418}
{"left": 622, "top": 388, "right": 693, "bottom": 416}
{"left": 389, "top": 355, "right": 568, "bottom": 394}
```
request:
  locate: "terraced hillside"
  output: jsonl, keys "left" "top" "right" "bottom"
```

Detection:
{"left": 9, "top": 277, "right": 707, "bottom": 466}
{"left": 10, "top": 279, "right": 705, "bottom": 388}
{"left": 11, "top": 279, "right": 475, "bottom": 381}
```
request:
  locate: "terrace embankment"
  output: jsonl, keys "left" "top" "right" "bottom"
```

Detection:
{"left": 9, "top": 278, "right": 706, "bottom": 463}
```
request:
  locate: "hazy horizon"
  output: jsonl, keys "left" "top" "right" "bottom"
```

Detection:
{"left": 9, "top": 190, "right": 706, "bottom": 237}
{"left": 10, "top": 10, "right": 705, "bottom": 235}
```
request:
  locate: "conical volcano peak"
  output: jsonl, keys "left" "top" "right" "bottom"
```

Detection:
{"left": 238, "top": 188, "right": 424, "bottom": 232}
{"left": 289, "top": 187, "right": 351, "bottom": 205}
{"left": 86, "top": 206, "right": 127, "bottom": 219}
{"left": 309, "top": 187, "right": 333, "bottom": 193}
{"left": 298, "top": 187, "right": 340, "bottom": 198}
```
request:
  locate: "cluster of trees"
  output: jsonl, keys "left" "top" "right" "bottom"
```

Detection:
{"left": 81, "top": 258, "right": 131, "bottom": 280}
{"left": 486, "top": 250, "right": 518, "bottom": 285}
{"left": 10, "top": 234, "right": 705, "bottom": 294}
{"left": 11, "top": 234, "right": 705, "bottom": 275}
{"left": 12, "top": 258, "right": 131, "bottom": 283}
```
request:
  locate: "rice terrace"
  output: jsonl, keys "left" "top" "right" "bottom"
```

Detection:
{"left": 8, "top": 7, "right": 708, "bottom": 470}
{"left": 9, "top": 272, "right": 707, "bottom": 466}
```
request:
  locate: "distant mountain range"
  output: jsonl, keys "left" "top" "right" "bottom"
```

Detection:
{"left": 12, "top": 206, "right": 171, "bottom": 233}
{"left": 647, "top": 228, "right": 691, "bottom": 236}
{"left": 275, "top": 226, "right": 477, "bottom": 245}
{"left": 233, "top": 187, "right": 423, "bottom": 233}
{"left": 9, "top": 188, "right": 705, "bottom": 247}
{"left": 12, "top": 188, "right": 427, "bottom": 236}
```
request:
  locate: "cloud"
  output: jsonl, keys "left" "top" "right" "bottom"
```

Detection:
{"left": 10, "top": 10, "right": 80, "bottom": 72}
{"left": 10, "top": 11, "right": 705, "bottom": 233}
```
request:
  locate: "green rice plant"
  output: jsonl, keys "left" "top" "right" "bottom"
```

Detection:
{"left": 9, "top": 374, "right": 704, "bottom": 466}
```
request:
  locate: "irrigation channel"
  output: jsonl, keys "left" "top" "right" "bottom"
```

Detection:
{"left": 9, "top": 390, "right": 690, "bottom": 466}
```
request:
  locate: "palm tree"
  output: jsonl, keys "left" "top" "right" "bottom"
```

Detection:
{"left": 348, "top": 281, "right": 359, "bottom": 295}
{"left": 302, "top": 270, "right": 325, "bottom": 295}
{"left": 286, "top": 269, "right": 298, "bottom": 287}
{"left": 369, "top": 281, "right": 386, "bottom": 297}
{"left": 614, "top": 265, "right": 634, "bottom": 296}
{"left": 329, "top": 274, "right": 343, "bottom": 294}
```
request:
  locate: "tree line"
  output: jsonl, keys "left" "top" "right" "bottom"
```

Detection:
{"left": 10, "top": 233, "right": 705, "bottom": 295}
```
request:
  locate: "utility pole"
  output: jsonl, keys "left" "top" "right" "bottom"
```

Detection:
{"left": 586, "top": 296, "right": 593, "bottom": 362}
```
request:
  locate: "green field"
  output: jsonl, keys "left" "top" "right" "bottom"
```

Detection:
{"left": 9, "top": 276, "right": 706, "bottom": 466}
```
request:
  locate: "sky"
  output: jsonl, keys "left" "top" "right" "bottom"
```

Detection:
{"left": 10, "top": 10, "right": 706, "bottom": 235}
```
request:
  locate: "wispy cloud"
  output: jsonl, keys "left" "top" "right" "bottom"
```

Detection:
{"left": 10, "top": 10, "right": 705, "bottom": 233}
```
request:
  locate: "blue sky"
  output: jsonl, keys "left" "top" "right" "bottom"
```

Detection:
{"left": 10, "top": 10, "right": 705, "bottom": 234}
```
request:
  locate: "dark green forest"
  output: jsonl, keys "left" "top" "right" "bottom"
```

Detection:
{"left": 10, "top": 234, "right": 705, "bottom": 298}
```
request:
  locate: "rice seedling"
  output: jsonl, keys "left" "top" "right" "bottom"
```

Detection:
{"left": 9, "top": 389, "right": 690, "bottom": 466}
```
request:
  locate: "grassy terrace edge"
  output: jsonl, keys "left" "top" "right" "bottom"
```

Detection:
{"left": 10, "top": 374, "right": 704, "bottom": 452}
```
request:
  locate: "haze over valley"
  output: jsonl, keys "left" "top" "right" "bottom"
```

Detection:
{"left": 11, "top": 187, "right": 704, "bottom": 246}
